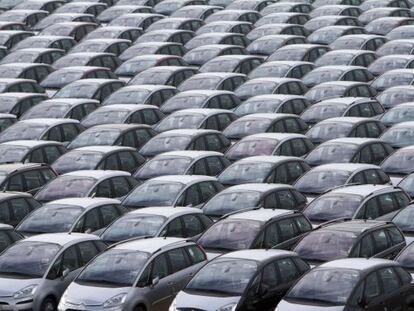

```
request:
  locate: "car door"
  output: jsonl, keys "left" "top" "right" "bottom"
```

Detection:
{"left": 378, "top": 267, "right": 404, "bottom": 311}
{"left": 361, "top": 271, "right": 385, "bottom": 311}
{"left": 166, "top": 247, "right": 195, "bottom": 292}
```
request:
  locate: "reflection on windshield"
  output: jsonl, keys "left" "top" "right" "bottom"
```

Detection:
{"left": 304, "top": 194, "right": 362, "bottom": 221}
{"left": 82, "top": 110, "right": 130, "bottom": 127}
{"left": 224, "top": 119, "right": 272, "bottom": 138}
{"left": 302, "top": 104, "right": 347, "bottom": 123}
{"left": 0, "top": 242, "right": 60, "bottom": 278}
{"left": 104, "top": 89, "right": 151, "bottom": 105}
{"left": 52, "top": 151, "right": 104, "bottom": 174}
{"left": 186, "top": 259, "right": 257, "bottom": 295}
{"left": 116, "top": 59, "right": 156, "bottom": 76}
{"left": 203, "top": 191, "right": 261, "bottom": 216}
{"left": 382, "top": 150, "right": 414, "bottom": 174}
{"left": 382, "top": 127, "right": 414, "bottom": 148}
{"left": 140, "top": 136, "right": 192, "bottom": 156}
{"left": 156, "top": 114, "right": 204, "bottom": 132}
{"left": 381, "top": 107, "right": 414, "bottom": 126}
{"left": 306, "top": 143, "right": 357, "bottom": 165}
{"left": 295, "top": 170, "right": 350, "bottom": 194}
{"left": 235, "top": 98, "right": 283, "bottom": 116}
{"left": 136, "top": 157, "right": 191, "bottom": 179}
{"left": 0, "top": 145, "right": 28, "bottom": 163}
{"left": 226, "top": 139, "right": 279, "bottom": 160}
{"left": 219, "top": 162, "right": 272, "bottom": 184}
{"left": 69, "top": 129, "right": 121, "bottom": 149}
{"left": 123, "top": 181, "right": 184, "bottom": 207}
{"left": 287, "top": 268, "right": 360, "bottom": 304}
{"left": 23, "top": 103, "right": 71, "bottom": 119}
{"left": 0, "top": 123, "right": 48, "bottom": 141}
{"left": 306, "top": 122, "right": 352, "bottom": 142}
{"left": 101, "top": 215, "right": 166, "bottom": 242}
{"left": 393, "top": 206, "right": 414, "bottom": 233}
{"left": 42, "top": 71, "right": 84, "bottom": 88}
{"left": 180, "top": 77, "right": 221, "bottom": 91}
{"left": 397, "top": 243, "right": 414, "bottom": 268}
{"left": 78, "top": 250, "right": 149, "bottom": 286}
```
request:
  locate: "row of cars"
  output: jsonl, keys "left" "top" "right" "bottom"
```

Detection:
{"left": 0, "top": 0, "right": 413, "bottom": 310}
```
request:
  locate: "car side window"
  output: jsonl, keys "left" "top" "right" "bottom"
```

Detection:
{"left": 95, "top": 179, "right": 112, "bottom": 197}
{"left": 167, "top": 248, "right": 189, "bottom": 274}
{"left": 44, "top": 146, "right": 63, "bottom": 163}
{"left": 82, "top": 208, "right": 100, "bottom": 233}
{"left": 99, "top": 205, "right": 119, "bottom": 227}
{"left": 0, "top": 202, "right": 10, "bottom": 224}
{"left": 277, "top": 218, "right": 297, "bottom": 242}
{"left": 387, "top": 227, "right": 405, "bottom": 244}
{"left": 152, "top": 253, "right": 169, "bottom": 279}
{"left": 167, "top": 218, "right": 185, "bottom": 237}
{"left": 277, "top": 190, "right": 297, "bottom": 210}
{"left": 182, "top": 214, "right": 203, "bottom": 237}
{"left": 378, "top": 268, "right": 401, "bottom": 295}
{"left": 111, "top": 177, "right": 133, "bottom": 197}
{"left": 276, "top": 257, "right": 299, "bottom": 283}
{"left": 9, "top": 198, "right": 32, "bottom": 223}
{"left": 61, "top": 245, "right": 80, "bottom": 273}
{"left": 360, "top": 234, "right": 375, "bottom": 257}
{"left": 198, "top": 182, "right": 217, "bottom": 202}
{"left": 378, "top": 193, "right": 398, "bottom": 216}
{"left": 264, "top": 223, "right": 279, "bottom": 248}
{"left": 372, "top": 229, "right": 390, "bottom": 254}
{"left": 117, "top": 151, "right": 139, "bottom": 172}
{"left": 274, "top": 165, "right": 289, "bottom": 184}
{"left": 363, "top": 169, "right": 380, "bottom": 184}
{"left": 364, "top": 272, "right": 381, "bottom": 303}
{"left": 22, "top": 170, "right": 43, "bottom": 192}
{"left": 185, "top": 245, "right": 206, "bottom": 264}
{"left": 77, "top": 241, "right": 99, "bottom": 266}
{"left": 261, "top": 262, "right": 279, "bottom": 292}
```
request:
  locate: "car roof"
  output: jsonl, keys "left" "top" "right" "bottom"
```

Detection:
{"left": 323, "top": 137, "right": 380, "bottom": 145}
{"left": 0, "top": 191, "right": 33, "bottom": 200}
{"left": 45, "top": 197, "right": 120, "bottom": 209}
{"left": 63, "top": 170, "right": 130, "bottom": 179}
{"left": 321, "top": 258, "right": 397, "bottom": 271}
{"left": 315, "top": 97, "right": 372, "bottom": 105}
{"left": 19, "top": 118, "right": 79, "bottom": 126}
{"left": 0, "top": 162, "right": 45, "bottom": 173}
{"left": 22, "top": 232, "right": 99, "bottom": 246}
{"left": 130, "top": 206, "right": 203, "bottom": 217}
{"left": 237, "top": 113, "right": 298, "bottom": 120}
{"left": 40, "top": 98, "right": 100, "bottom": 106}
{"left": 0, "top": 140, "right": 63, "bottom": 148}
{"left": 149, "top": 175, "right": 216, "bottom": 184}
{"left": 220, "top": 249, "right": 297, "bottom": 262}
{"left": 228, "top": 208, "right": 295, "bottom": 222}
{"left": 320, "top": 117, "right": 373, "bottom": 124}
{"left": 0, "top": 92, "right": 46, "bottom": 99}
{"left": 310, "top": 163, "right": 379, "bottom": 172}
{"left": 155, "top": 150, "right": 223, "bottom": 159}
{"left": 95, "top": 104, "right": 157, "bottom": 112}
{"left": 156, "top": 129, "right": 219, "bottom": 137}
{"left": 166, "top": 108, "right": 229, "bottom": 116}
{"left": 244, "top": 133, "right": 307, "bottom": 140}
{"left": 388, "top": 121, "right": 414, "bottom": 128}
{"left": 223, "top": 183, "right": 293, "bottom": 193}
{"left": 329, "top": 184, "right": 394, "bottom": 196}
{"left": 235, "top": 155, "right": 302, "bottom": 164}
{"left": 113, "top": 237, "right": 187, "bottom": 253}
{"left": 73, "top": 145, "right": 136, "bottom": 153}
{"left": 321, "top": 219, "right": 389, "bottom": 234}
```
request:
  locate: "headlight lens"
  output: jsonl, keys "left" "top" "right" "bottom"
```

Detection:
{"left": 217, "top": 303, "right": 237, "bottom": 311}
{"left": 103, "top": 293, "right": 127, "bottom": 308}
{"left": 13, "top": 284, "right": 38, "bottom": 299}
{"left": 168, "top": 298, "right": 177, "bottom": 311}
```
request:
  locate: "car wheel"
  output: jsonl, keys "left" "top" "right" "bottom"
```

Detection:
{"left": 41, "top": 298, "right": 56, "bottom": 311}
{"left": 134, "top": 306, "right": 145, "bottom": 311}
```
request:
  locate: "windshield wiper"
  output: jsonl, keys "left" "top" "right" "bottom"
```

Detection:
{"left": 187, "top": 288, "right": 239, "bottom": 296}
{"left": 286, "top": 297, "right": 340, "bottom": 305}
{"left": 78, "top": 278, "right": 131, "bottom": 287}
{"left": 0, "top": 271, "right": 40, "bottom": 278}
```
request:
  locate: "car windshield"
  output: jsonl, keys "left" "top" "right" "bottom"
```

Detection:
{"left": 77, "top": 249, "right": 149, "bottom": 286}
{"left": 381, "top": 150, "right": 414, "bottom": 174}
{"left": 295, "top": 231, "right": 356, "bottom": 262}
{"left": 236, "top": 81, "right": 278, "bottom": 99}
{"left": 396, "top": 243, "right": 414, "bottom": 269}
{"left": 295, "top": 170, "right": 351, "bottom": 194}
{"left": 393, "top": 206, "right": 414, "bottom": 233}
{"left": 82, "top": 110, "right": 130, "bottom": 127}
{"left": 381, "top": 107, "right": 414, "bottom": 126}
{"left": 136, "top": 157, "right": 191, "bottom": 179}
{"left": 17, "top": 204, "right": 84, "bottom": 233}
{"left": 103, "top": 89, "right": 151, "bottom": 105}
{"left": 199, "top": 220, "right": 261, "bottom": 250}
{"left": 0, "top": 241, "right": 60, "bottom": 278}
{"left": 269, "top": 48, "right": 306, "bottom": 61}
{"left": 0, "top": 145, "right": 28, "bottom": 163}
{"left": 1, "top": 51, "right": 38, "bottom": 63}
{"left": 305, "top": 143, "right": 358, "bottom": 166}
{"left": 186, "top": 258, "right": 257, "bottom": 295}
{"left": 52, "top": 151, "right": 104, "bottom": 174}
{"left": 23, "top": 103, "right": 72, "bottom": 119}
{"left": 0, "top": 122, "right": 48, "bottom": 141}
{"left": 69, "top": 129, "right": 121, "bottom": 148}
{"left": 306, "top": 122, "right": 353, "bottom": 142}
{"left": 372, "top": 72, "right": 414, "bottom": 91}
{"left": 377, "top": 89, "right": 414, "bottom": 108}
{"left": 306, "top": 85, "right": 347, "bottom": 102}
{"left": 331, "top": 38, "right": 365, "bottom": 50}
{"left": 56, "top": 83, "right": 98, "bottom": 99}
{"left": 224, "top": 119, "right": 272, "bottom": 138}
{"left": 129, "top": 70, "right": 171, "bottom": 85}
{"left": 287, "top": 268, "right": 360, "bottom": 304}
{"left": 381, "top": 127, "right": 414, "bottom": 148}
{"left": 369, "top": 58, "right": 410, "bottom": 76}
{"left": 72, "top": 42, "right": 109, "bottom": 53}
{"left": 378, "top": 42, "right": 414, "bottom": 56}
{"left": 122, "top": 46, "right": 158, "bottom": 59}
{"left": 101, "top": 214, "right": 166, "bottom": 242}
{"left": 184, "top": 48, "right": 219, "bottom": 64}
{"left": 308, "top": 29, "right": 341, "bottom": 45}
{"left": 315, "top": 53, "right": 354, "bottom": 66}
{"left": 116, "top": 59, "right": 157, "bottom": 76}
{"left": 123, "top": 181, "right": 184, "bottom": 207}
{"left": 0, "top": 67, "right": 22, "bottom": 78}
{"left": 226, "top": 139, "right": 279, "bottom": 160}
{"left": 249, "top": 64, "right": 291, "bottom": 79}
{"left": 219, "top": 162, "right": 273, "bottom": 184}
{"left": 399, "top": 175, "right": 414, "bottom": 197}
{"left": 156, "top": 114, "right": 205, "bottom": 132}
{"left": 301, "top": 104, "right": 347, "bottom": 123}
{"left": 235, "top": 98, "right": 283, "bottom": 116}
{"left": 140, "top": 136, "right": 192, "bottom": 155}
{"left": 303, "top": 69, "right": 343, "bottom": 87}
{"left": 35, "top": 176, "right": 97, "bottom": 201}
{"left": 41, "top": 71, "right": 84, "bottom": 88}
{"left": 304, "top": 193, "right": 363, "bottom": 221}
{"left": 203, "top": 191, "right": 261, "bottom": 216}
{"left": 163, "top": 95, "right": 207, "bottom": 111}
{"left": 247, "top": 39, "right": 285, "bottom": 56}
{"left": 180, "top": 77, "right": 222, "bottom": 91}
{"left": 202, "top": 59, "right": 240, "bottom": 73}
{"left": 0, "top": 96, "right": 18, "bottom": 113}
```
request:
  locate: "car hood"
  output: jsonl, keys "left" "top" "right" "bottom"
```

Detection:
{"left": 277, "top": 300, "right": 344, "bottom": 311}
{"left": 0, "top": 277, "right": 42, "bottom": 297}
{"left": 64, "top": 282, "right": 130, "bottom": 306}
{"left": 390, "top": 176, "right": 403, "bottom": 186}
{"left": 176, "top": 290, "right": 241, "bottom": 310}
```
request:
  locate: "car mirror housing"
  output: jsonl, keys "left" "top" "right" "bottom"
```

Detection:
{"left": 151, "top": 276, "right": 159, "bottom": 287}
{"left": 62, "top": 268, "right": 70, "bottom": 279}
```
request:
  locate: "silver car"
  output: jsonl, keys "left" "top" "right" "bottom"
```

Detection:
{"left": 0, "top": 233, "right": 105, "bottom": 311}
{"left": 58, "top": 237, "right": 207, "bottom": 311}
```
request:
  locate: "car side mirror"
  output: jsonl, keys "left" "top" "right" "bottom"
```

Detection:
{"left": 84, "top": 228, "right": 92, "bottom": 234}
{"left": 151, "top": 276, "right": 159, "bottom": 287}
{"left": 62, "top": 268, "right": 70, "bottom": 279}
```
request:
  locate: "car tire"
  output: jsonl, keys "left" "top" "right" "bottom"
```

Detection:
{"left": 134, "top": 306, "right": 145, "bottom": 311}
{"left": 41, "top": 297, "right": 57, "bottom": 311}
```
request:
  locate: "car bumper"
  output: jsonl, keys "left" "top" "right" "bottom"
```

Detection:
{"left": 0, "top": 299, "right": 34, "bottom": 311}
{"left": 58, "top": 303, "right": 124, "bottom": 311}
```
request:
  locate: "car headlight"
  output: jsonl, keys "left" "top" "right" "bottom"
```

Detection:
{"left": 217, "top": 303, "right": 237, "bottom": 311}
{"left": 168, "top": 298, "right": 177, "bottom": 311}
{"left": 13, "top": 284, "right": 38, "bottom": 299}
{"left": 103, "top": 293, "right": 127, "bottom": 308}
